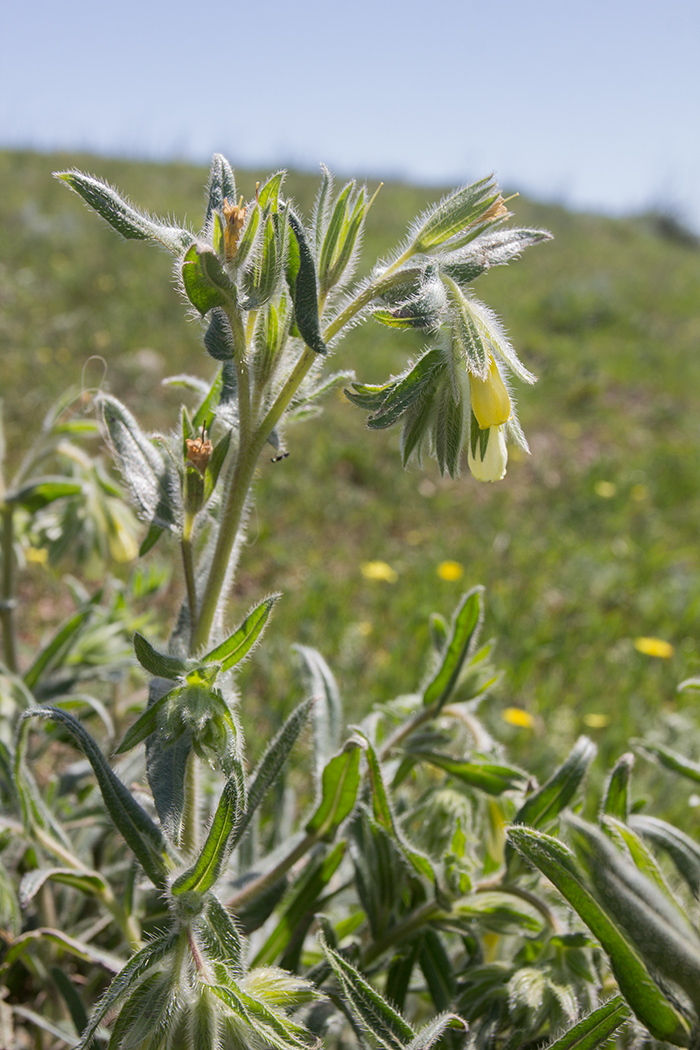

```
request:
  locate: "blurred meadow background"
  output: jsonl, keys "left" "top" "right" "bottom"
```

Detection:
{"left": 2, "top": 145, "right": 700, "bottom": 782}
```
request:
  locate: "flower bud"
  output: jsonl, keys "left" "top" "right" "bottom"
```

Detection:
{"left": 469, "top": 358, "right": 511, "bottom": 429}
{"left": 468, "top": 425, "right": 508, "bottom": 482}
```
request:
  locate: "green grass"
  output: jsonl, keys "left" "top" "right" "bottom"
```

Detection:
{"left": 3, "top": 148, "right": 700, "bottom": 778}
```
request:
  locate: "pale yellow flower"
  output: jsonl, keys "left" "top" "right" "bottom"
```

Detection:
{"left": 437, "top": 560, "right": 464, "bottom": 582}
{"left": 594, "top": 480, "right": 616, "bottom": 498}
{"left": 469, "top": 357, "right": 511, "bottom": 430}
{"left": 502, "top": 707, "right": 534, "bottom": 728}
{"left": 361, "top": 561, "right": 398, "bottom": 583}
{"left": 468, "top": 425, "right": 508, "bottom": 482}
{"left": 634, "top": 636, "right": 674, "bottom": 659}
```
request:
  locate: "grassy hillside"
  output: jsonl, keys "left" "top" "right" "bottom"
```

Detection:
{"left": 2, "top": 148, "right": 700, "bottom": 775}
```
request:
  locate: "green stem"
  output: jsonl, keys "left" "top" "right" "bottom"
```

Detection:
{"left": 181, "top": 528, "right": 197, "bottom": 641}
{"left": 474, "top": 877, "right": 561, "bottom": 933}
{"left": 181, "top": 750, "right": 199, "bottom": 855}
{"left": 361, "top": 901, "right": 444, "bottom": 966}
{"left": 1, "top": 504, "right": 18, "bottom": 673}
{"left": 227, "top": 830, "right": 318, "bottom": 913}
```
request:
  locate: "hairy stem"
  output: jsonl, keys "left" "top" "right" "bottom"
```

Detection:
{"left": 1, "top": 504, "right": 18, "bottom": 673}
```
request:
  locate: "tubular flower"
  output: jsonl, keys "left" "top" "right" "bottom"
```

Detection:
{"left": 468, "top": 425, "right": 508, "bottom": 482}
{"left": 469, "top": 356, "right": 511, "bottom": 429}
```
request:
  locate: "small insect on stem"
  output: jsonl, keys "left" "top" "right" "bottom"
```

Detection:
{"left": 271, "top": 452, "right": 289, "bottom": 463}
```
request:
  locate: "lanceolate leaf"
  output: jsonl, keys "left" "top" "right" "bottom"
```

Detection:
{"left": 320, "top": 932, "right": 416, "bottom": 1050}
{"left": 294, "top": 644, "right": 343, "bottom": 781}
{"left": 285, "top": 208, "right": 327, "bottom": 354}
{"left": 4, "top": 927, "right": 124, "bottom": 974}
{"left": 23, "top": 606, "right": 94, "bottom": 690}
{"left": 19, "top": 867, "right": 109, "bottom": 908}
{"left": 631, "top": 814, "right": 700, "bottom": 898}
{"left": 409, "top": 176, "right": 501, "bottom": 254}
{"left": 636, "top": 741, "right": 700, "bottom": 784}
{"left": 422, "top": 588, "right": 483, "bottom": 709}
{"left": 201, "top": 594, "right": 281, "bottom": 671}
{"left": 306, "top": 742, "right": 363, "bottom": 842}
{"left": 545, "top": 996, "right": 630, "bottom": 1050}
{"left": 513, "top": 736, "right": 596, "bottom": 829}
{"left": 407, "top": 1013, "right": 467, "bottom": 1050}
{"left": 133, "top": 631, "right": 188, "bottom": 679}
{"left": 238, "top": 698, "right": 313, "bottom": 845}
{"left": 507, "top": 825, "right": 692, "bottom": 1046}
{"left": 5, "top": 477, "right": 83, "bottom": 513}
{"left": 172, "top": 762, "right": 246, "bottom": 897}
{"left": 54, "top": 170, "right": 193, "bottom": 253}
{"left": 21, "top": 707, "right": 171, "bottom": 888}
{"left": 601, "top": 753, "right": 634, "bottom": 821}
{"left": 569, "top": 815, "right": 700, "bottom": 1012}
{"left": 414, "top": 752, "right": 527, "bottom": 795}
{"left": 196, "top": 895, "right": 244, "bottom": 977}
{"left": 114, "top": 683, "right": 180, "bottom": 754}
{"left": 252, "top": 841, "right": 347, "bottom": 967}
{"left": 75, "top": 930, "right": 179, "bottom": 1050}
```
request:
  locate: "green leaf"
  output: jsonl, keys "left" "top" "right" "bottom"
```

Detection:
{"left": 285, "top": 208, "right": 327, "bottom": 354}
{"left": 257, "top": 170, "right": 286, "bottom": 211}
{"left": 422, "top": 588, "right": 483, "bottom": 708}
{"left": 513, "top": 736, "right": 596, "bottom": 829}
{"left": 23, "top": 605, "right": 93, "bottom": 690}
{"left": 172, "top": 762, "right": 246, "bottom": 897}
{"left": 601, "top": 753, "right": 634, "bottom": 821}
{"left": 631, "top": 814, "right": 700, "bottom": 898}
{"left": 201, "top": 594, "right": 281, "bottom": 671}
{"left": 365, "top": 350, "right": 444, "bottom": 431}
{"left": 241, "top": 214, "right": 282, "bottom": 308}
{"left": 415, "top": 752, "right": 527, "bottom": 795}
{"left": 139, "top": 522, "right": 165, "bottom": 556}
{"left": 507, "top": 824, "right": 692, "bottom": 1045}
{"left": 360, "top": 733, "right": 435, "bottom": 883}
{"left": 114, "top": 682, "right": 180, "bottom": 754}
{"left": 74, "top": 930, "right": 179, "bottom": 1050}
{"left": 4, "top": 926, "right": 124, "bottom": 974}
{"left": 182, "top": 242, "right": 239, "bottom": 316}
{"left": 238, "top": 698, "right": 313, "bottom": 845}
{"left": 6, "top": 477, "right": 82, "bottom": 513}
{"left": 50, "top": 966, "right": 89, "bottom": 1037}
{"left": 19, "top": 867, "right": 109, "bottom": 908}
{"left": 545, "top": 996, "right": 630, "bottom": 1050}
{"left": 54, "top": 169, "right": 193, "bottom": 253}
{"left": 21, "top": 707, "right": 171, "bottom": 888}
{"left": 196, "top": 894, "right": 244, "bottom": 977}
{"left": 252, "top": 841, "right": 346, "bottom": 967}
{"left": 636, "top": 740, "right": 700, "bottom": 783}
{"left": 306, "top": 741, "right": 363, "bottom": 841}
{"left": 206, "top": 153, "right": 237, "bottom": 223}
{"left": 569, "top": 814, "right": 700, "bottom": 1011}
{"left": 294, "top": 644, "right": 343, "bottom": 781}
{"left": 409, "top": 176, "right": 501, "bottom": 253}
{"left": 320, "top": 930, "right": 416, "bottom": 1050}
{"left": 133, "top": 631, "right": 188, "bottom": 679}
{"left": 452, "top": 891, "right": 545, "bottom": 935}
{"left": 418, "top": 930, "right": 455, "bottom": 1012}
{"left": 98, "top": 393, "right": 179, "bottom": 529}
{"left": 407, "top": 1014, "right": 467, "bottom": 1050}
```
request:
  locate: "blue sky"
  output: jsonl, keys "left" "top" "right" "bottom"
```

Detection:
{"left": 2, "top": 0, "right": 699, "bottom": 229}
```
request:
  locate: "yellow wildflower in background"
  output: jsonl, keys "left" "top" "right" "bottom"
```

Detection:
{"left": 583, "top": 713, "right": 610, "bottom": 728}
{"left": 502, "top": 707, "right": 534, "bottom": 728}
{"left": 634, "top": 636, "right": 674, "bottom": 659}
{"left": 361, "top": 561, "right": 398, "bottom": 583}
{"left": 594, "top": 480, "right": 617, "bottom": 498}
{"left": 437, "top": 560, "right": 464, "bottom": 582}
{"left": 25, "top": 547, "right": 49, "bottom": 565}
